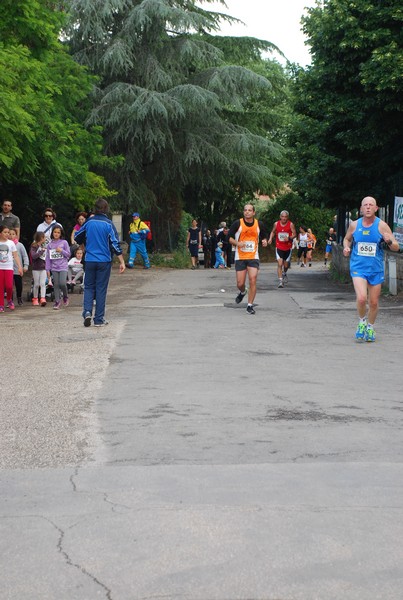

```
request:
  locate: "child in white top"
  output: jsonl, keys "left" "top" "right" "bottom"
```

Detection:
{"left": 8, "top": 228, "right": 29, "bottom": 305}
{"left": 0, "top": 225, "right": 23, "bottom": 312}
{"left": 67, "top": 247, "right": 84, "bottom": 285}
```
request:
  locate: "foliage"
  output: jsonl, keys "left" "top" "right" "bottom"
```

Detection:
{"left": 63, "top": 0, "right": 288, "bottom": 247}
{"left": 259, "top": 191, "right": 334, "bottom": 249}
{"left": 0, "top": 0, "right": 111, "bottom": 238}
{"left": 290, "top": 0, "right": 403, "bottom": 209}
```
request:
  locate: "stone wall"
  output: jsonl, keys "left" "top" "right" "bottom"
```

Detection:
{"left": 332, "top": 245, "right": 403, "bottom": 294}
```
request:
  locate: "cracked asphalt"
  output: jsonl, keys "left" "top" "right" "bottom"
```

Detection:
{"left": 1, "top": 261, "right": 403, "bottom": 599}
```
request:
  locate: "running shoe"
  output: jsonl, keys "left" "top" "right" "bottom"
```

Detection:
{"left": 235, "top": 290, "right": 247, "bottom": 304}
{"left": 40, "top": 298, "right": 47, "bottom": 306}
{"left": 278, "top": 280, "right": 284, "bottom": 288}
{"left": 0, "top": 306, "right": 4, "bottom": 313}
{"left": 246, "top": 305, "right": 255, "bottom": 315}
{"left": 17, "top": 297, "right": 23, "bottom": 305}
{"left": 84, "top": 312, "right": 92, "bottom": 327}
{"left": 7, "top": 301, "right": 15, "bottom": 310}
{"left": 32, "top": 298, "right": 39, "bottom": 306}
{"left": 282, "top": 272, "right": 288, "bottom": 284}
{"left": 94, "top": 319, "right": 109, "bottom": 327}
{"left": 53, "top": 301, "right": 61, "bottom": 310}
{"left": 63, "top": 297, "right": 69, "bottom": 307}
{"left": 365, "top": 326, "right": 376, "bottom": 342}
{"left": 355, "top": 321, "right": 367, "bottom": 341}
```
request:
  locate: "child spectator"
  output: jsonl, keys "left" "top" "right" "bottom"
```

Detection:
{"left": 67, "top": 247, "right": 84, "bottom": 286}
{"left": 214, "top": 241, "right": 226, "bottom": 268}
{"left": 30, "top": 231, "right": 48, "bottom": 306}
{"left": 8, "top": 228, "right": 29, "bottom": 305}
{"left": 70, "top": 212, "right": 87, "bottom": 246}
{"left": 0, "top": 225, "right": 23, "bottom": 312}
{"left": 45, "top": 226, "right": 70, "bottom": 310}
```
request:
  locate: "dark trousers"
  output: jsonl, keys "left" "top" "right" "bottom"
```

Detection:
{"left": 82, "top": 261, "right": 112, "bottom": 324}
{"left": 13, "top": 274, "right": 23, "bottom": 299}
{"left": 224, "top": 246, "right": 232, "bottom": 267}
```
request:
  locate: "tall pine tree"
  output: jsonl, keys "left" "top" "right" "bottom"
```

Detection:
{"left": 64, "top": 0, "right": 285, "bottom": 245}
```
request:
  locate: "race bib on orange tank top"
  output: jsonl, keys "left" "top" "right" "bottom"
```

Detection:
{"left": 237, "top": 218, "right": 260, "bottom": 260}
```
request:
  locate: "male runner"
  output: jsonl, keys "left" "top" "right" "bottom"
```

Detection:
{"left": 228, "top": 204, "right": 268, "bottom": 315}
{"left": 268, "top": 210, "right": 296, "bottom": 287}
{"left": 343, "top": 196, "right": 399, "bottom": 342}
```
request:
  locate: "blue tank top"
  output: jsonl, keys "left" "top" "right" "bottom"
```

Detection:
{"left": 350, "top": 217, "right": 384, "bottom": 275}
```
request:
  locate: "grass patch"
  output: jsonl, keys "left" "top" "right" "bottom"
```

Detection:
{"left": 150, "top": 251, "right": 190, "bottom": 269}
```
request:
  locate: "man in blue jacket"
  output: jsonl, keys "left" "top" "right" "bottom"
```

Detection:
{"left": 75, "top": 198, "right": 125, "bottom": 327}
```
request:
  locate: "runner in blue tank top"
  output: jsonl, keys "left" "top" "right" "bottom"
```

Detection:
{"left": 343, "top": 196, "right": 399, "bottom": 342}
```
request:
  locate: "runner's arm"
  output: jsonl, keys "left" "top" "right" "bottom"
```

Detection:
{"left": 343, "top": 222, "right": 356, "bottom": 256}
{"left": 380, "top": 222, "right": 400, "bottom": 252}
{"left": 268, "top": 222, "right": 277, "bottom": 244}
{"left": 258, "top": 221, "right": 269, "bottom": 246}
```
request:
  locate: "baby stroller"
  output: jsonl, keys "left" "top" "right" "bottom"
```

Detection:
{"left": 67, "top": 272, "right": 84, "bottom": 294}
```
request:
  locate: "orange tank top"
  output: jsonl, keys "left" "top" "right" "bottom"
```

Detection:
{"left": 234, "top": 218, "right": 260, "bottom": 260}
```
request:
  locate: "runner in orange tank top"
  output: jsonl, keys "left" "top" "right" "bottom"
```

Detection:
{"left": 228, "top": 204, "right": 268, "bottom": 315}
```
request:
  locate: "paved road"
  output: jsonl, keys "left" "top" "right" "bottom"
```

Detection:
{"left": 1, "top": 262, "right": 403, "bottom": 599}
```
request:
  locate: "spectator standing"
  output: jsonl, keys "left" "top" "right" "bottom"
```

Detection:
{"left": 0, "top": 225, "right": 23, "bottom": 312}
{"left": 1, "top": 199, "right": 21, "bottom": 240}
{"left": 30, "top": 232, "right": 48, "bottom": 306}
{"left": 75, "top": 198, "right": 125, "bottom": 327}
{"left": 214, "top": 242, "right": 226, "bottom": 268}
{"left": 210, "top": 229, "right": 218, "bottom": 268}
{"left": 8, "top": 228, "right": 28, "bottom": 305}
{"left": 70, "top": 212, "right": 87, "bottom": 246}
{"left": 127, "top": 212, "right": 151, "bottom": 269}
{"left": 37, "top": 208, "right": 62, "bottom": 244}
{"left": 45, "top": 226, "right": 70, "bottom": 310}
{"left": 217, "top": 226, "right": 232, "bottom": 268}
{"left": 202, "top": 230, "right": 213, "bottom": 268}
{"left": 186, "top": 219, "right": 201, "bottom": 269}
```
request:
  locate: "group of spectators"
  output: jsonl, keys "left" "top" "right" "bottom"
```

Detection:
{"left": 186, "top": 220, "right": 234, "bottom": 270}
{"left": 0, "top": 198, "right": 125, "bottom": 326}
{"left": 0, "top": 199, "right": 88, "bottom": 310}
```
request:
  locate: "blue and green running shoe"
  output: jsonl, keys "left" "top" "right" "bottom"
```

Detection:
{"left": 355, "top": 321, "right": 367, "bottom": 341}
{"left": 365, "top": 325, "right": 376, "bottom": 342}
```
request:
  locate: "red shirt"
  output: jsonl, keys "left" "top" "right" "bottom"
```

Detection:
{"left": 275, "top": 220, "right": 294, "bottom": 251}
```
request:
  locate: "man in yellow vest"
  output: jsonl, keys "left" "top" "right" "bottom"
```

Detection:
{"left": 128, "top": 212, "right": 151, "bottom": 269}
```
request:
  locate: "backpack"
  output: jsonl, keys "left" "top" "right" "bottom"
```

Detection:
{"left": 144, "top": 220, "right": 152, "bottom": 241}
